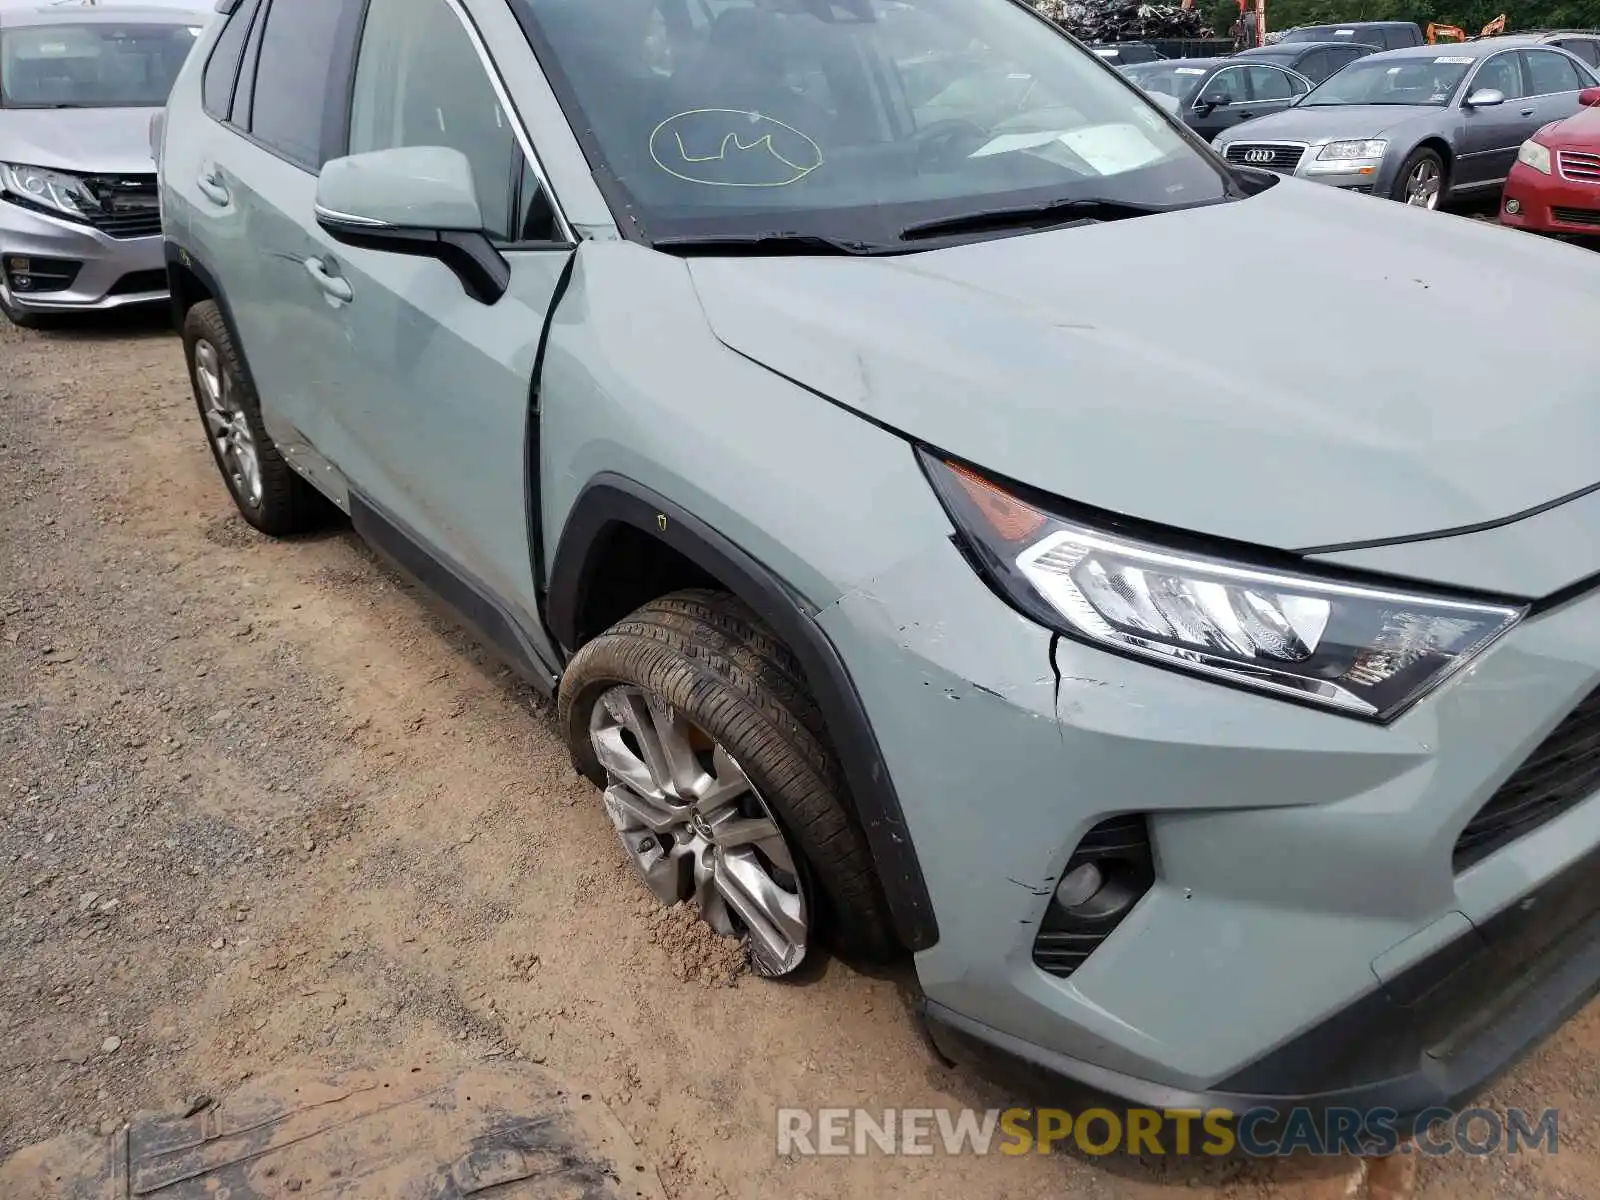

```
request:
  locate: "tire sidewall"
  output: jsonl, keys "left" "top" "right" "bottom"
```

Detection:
{"left": 182, "top": 306, "right": 265, "bottom": 519}
{"left": 562, "top": 651, "right": 831, "bottom": 970}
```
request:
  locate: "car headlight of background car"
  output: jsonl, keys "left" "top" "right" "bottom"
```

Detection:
{"left": 1318, "top": 139, "right": 1388, "bottom": 161}
{"left": 1516, "top": 139, "right": 1553, "bottom": 175}
{"left": 0, "top": 163, "right": 93, "bottom": 220}
{"left": 922, "top": 453, "right": 1523, "bottom": 722}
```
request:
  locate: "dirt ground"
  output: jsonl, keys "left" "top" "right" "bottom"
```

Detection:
{"left": 2, "top": 311, "right": 1598, "bottom": 1200}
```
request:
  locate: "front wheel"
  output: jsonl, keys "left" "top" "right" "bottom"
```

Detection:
{"left": 1392, "top": 148, "right": 1447, "bottom": 209}
{"left": 557, "top": 590, "right": 898, "bottom": 977}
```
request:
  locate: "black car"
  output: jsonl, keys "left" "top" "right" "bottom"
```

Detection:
{"left": 1235, "top": 39, "right": 1376, "bottom": 84}
{"left": 1276, "top": 22, "right": 1425, "bottom": 50}
{"left": 1120, "top": 56, "right": 1311, "bottom": 141}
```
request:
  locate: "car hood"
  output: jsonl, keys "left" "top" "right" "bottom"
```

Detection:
{"left": 1222, "top": 104, "right": 1441, "bottom": 142}
{"left": 686, "top": 179, "right": 1600, "bottom": 553}
{"left": 0, "top": 106, "right": 158, "bottom": 175}
{"left": 1542, "top": 104, "right": 1600, "bottom": 148}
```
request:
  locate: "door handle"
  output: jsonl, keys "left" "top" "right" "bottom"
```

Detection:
{"left": 303, "top": 257, "right": 353, "bottom": 304}
{"left": 196, "top": 168, "right": 229, "bottom": 206}
{"left": 1520, "top": 108, "right": 1536, "bottom": 116}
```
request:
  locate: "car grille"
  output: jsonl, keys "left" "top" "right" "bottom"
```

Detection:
{"left": 1558, "top": 151, "right": 1600, "bottom": 184}
{"left": 1223, "top": 143, "right": 1306, "bottom": 173}
{"left": 81, "top": 174, "right": 161, "bottom": 239}
{"left": 1551, "top": 206, "right": 1600, "bottom": 228}
{"left": 1455, "top": 687, "right": 1600, "bottom": 872}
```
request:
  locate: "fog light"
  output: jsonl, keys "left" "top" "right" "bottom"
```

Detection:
{"left": 1505, "top": 198, "right": 1521, "bottom": 215}
{"left": 12, "top": 275, "right": 31, "bottom": 291}
{"left": 1054, "top": 862, "right": 1104, "bottom": 909}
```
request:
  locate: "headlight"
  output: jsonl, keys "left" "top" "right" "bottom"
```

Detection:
{"left": 1318, "top": 139, "right": 1388, "bottom": 161}
{"left": 1516, "top": 139, "right": 1552, "bottom": 175}
{"left": 0, "top": 163, "right": 94, "bottom": 220}
{"left": 922, "top": 454, "right": 1523, "bottom": 722}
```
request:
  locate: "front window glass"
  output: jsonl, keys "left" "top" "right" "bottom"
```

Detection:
{"left": 1300, "top": 56, "right": 1469, "bottom": 106}
{"left": 514, "top": 0, "right": 1230, "bottom": 247}
{"left": 0, "top": 21, "right": 200, "bottom": 109}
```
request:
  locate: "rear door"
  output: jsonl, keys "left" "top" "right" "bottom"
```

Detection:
{"left": 1239, "top": 64, "right": 1309, "bottom": 121}
{"left": 1455, "top": 50, "right": 1530, "bottom": 189}
{"left": 170, "top": 0, "right": 366, "bottom": 482}
{"left": 1521, "top": 48, "right": 1592, "bottom": 133}
{"left": 302, "top": 0, "right": 574, "bottom": 648}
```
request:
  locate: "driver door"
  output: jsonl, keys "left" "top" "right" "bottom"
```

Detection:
{"left": 1190, "top": 65, "right": 1250, "bottom": 140}
{"left": 1455, "top": 51, "right": 1530, "bottom": 189}
{"left": 307, "top": 0, "right": 573, "bottom": 665}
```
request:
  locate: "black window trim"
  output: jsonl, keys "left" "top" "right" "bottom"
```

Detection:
{"left": 201, "top": 0, "right": 263, "bottom": 122}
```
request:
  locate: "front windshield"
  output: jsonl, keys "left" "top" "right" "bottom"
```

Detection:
{"left": 1120, "top": 62, "right": 1211, "bottom": 101}
{"left": 1299, "top": 56, "right": 1469, "bottom": 107}
{"left": 514, "top": 0, "right": 1230, "bottom": 247}
{"left": 0, "top": 22, "right": 201, "bottom": 109}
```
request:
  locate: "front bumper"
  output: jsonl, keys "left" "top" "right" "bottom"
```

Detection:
{"left": 1219, "top": 139, "right": 1389, "bottom": 196}
{"left": 0, "top": 197, "right": 167, "bottom": 312}
{"left": 1500, "top": 160, "right": 1600, "bottom": 237}
{"left": 818, "top": 532, "right": 1600, "bottom": 1117}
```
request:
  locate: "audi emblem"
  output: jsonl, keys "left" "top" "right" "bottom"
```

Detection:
{"left": 1243, "top": 148, "right": 1277, "bottom": 165}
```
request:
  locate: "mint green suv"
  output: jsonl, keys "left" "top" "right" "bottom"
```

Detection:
{"left": 159, "top": 0, "right": 1600, "bottom": 1127}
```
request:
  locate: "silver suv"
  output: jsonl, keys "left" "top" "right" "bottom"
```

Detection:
{"left": 158, "top": 0, "right": 1600, "bottom": 1127}
{"left": 0, "top": 4, "right": 204, "bottom": 326}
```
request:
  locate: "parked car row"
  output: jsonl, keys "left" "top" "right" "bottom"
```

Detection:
{"left": 1114, "top": 32, "right": 1600, "bottom": 217}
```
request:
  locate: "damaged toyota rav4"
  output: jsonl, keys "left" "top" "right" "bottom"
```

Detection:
{"left": 159, "top": 0, "right": 1600, "bottom": 1119}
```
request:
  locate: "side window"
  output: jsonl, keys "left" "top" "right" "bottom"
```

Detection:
{"left": 1381, "top": 29, "right": 1409, "bottom": 51}
{"left": 1245, "top": 65, "right": 1295, "bottom": 101}
{"left": 349, "top": 0, "right": 556, "bottom": 244}
{"left": 1296, "top": 50, "right": 1329, "bottom": 83}
{"left": 1471, "top": 53, "right": 1524, "bottom": 101}
{"left": 249, "top": 0, "right": 347, "bottom": 169}
{"left": 1523, "top": 49, "right": 1586, "bottom": 95}
{"left": 202, "top": 0, "right": 260, "bottom": 119}
{"left": 1201, "top": 67, "right": 1248, "bottom": 104}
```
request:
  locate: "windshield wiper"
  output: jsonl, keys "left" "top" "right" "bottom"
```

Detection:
{"left": 651, "top": 231, "right": 886, "bottom": 257}
{"left": 897, "top": 197, "right": 1178, "bottom": 242}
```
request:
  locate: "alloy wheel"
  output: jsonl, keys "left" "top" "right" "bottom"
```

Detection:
{"left": 588, "top": 685, "right": 810, "bottom": 976}
{"left": 194, "top": 338, "right": 263, "bottom": 509}
{"left": 1405, "top": 161, "right": 1441, "bottom": 209}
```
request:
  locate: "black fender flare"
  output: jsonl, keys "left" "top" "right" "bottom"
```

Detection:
{"left": 547, "top": 475, "right": 940, "bottom": 953}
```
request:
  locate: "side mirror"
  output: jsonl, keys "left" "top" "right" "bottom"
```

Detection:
{"left": 314, "top": 146, "right": 508, "bottom": 305}
{"left": 1199, "top": 92, "right": 1232, "bottom": 111}
{"left": 1580, "top": 87, "right": 1600, "bottom": 108}
{"left": 1464, "top": 88, "right": 1506, "bottom": 108}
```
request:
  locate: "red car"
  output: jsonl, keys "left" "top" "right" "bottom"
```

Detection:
{"left": 1502, "top": 87, "right": 1600, "bottom": 237}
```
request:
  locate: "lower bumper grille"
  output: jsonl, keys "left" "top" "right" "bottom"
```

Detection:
{"left": 4, "top": 254, "right": 80, "bottom": 294}
{"left": 1455, "top": 687, "right": 1600, "bottom": 872}
{"left": 108, "top": 269, "right": 167, "bottom": 296}
{"left": 1032, "top": 814, "right": 1154, "bottom": 978}
{"left": 1551, "top": 206, "right": 1600, "bottom": 228}
{"left": 1224, "top": 143, "right": 1305, "bottom": 173}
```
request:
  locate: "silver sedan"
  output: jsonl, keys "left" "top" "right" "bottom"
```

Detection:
{"left": 1214, "top": 36, "right": 1599, "bottom": 208}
